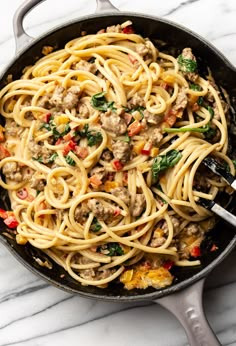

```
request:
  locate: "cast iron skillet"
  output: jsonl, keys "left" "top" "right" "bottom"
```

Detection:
{"left": 1, "top": 0, "right": 236, "bottom": 344}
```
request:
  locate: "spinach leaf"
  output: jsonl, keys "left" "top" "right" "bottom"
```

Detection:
{"left": 102, "top": 243, "right": 124, "bottom": 256}
{"left": 32, "top": 156, "right": 43, "bottom": 163}
{"left": 190, "top": 84, "right": 202, "bottom": 91}
{"left": 48, "top": 153, "right": 58, "bottom": 163}
{"left": 90, "top": 218, "right": 102, "bottom": 232}
{"left": 87, "top": 132, "right": 103, "bottom": 147}
{"left": 198, "top": 96, "right": 204, "bottom": 106}
{"left": 91, "top": 92, "right": 116, "bottom": 112}
{"left": 65, "top": 155, "right": 76, "bottom": 166}
{"left": 41, "top": 119, "right": 71, "bottom": 141}
{"left": 207, "top": 106, "right": 214, "bottom": 118}
{"left": 124, "top": 105, "right": 145, "bottom": 118}
{"left": 77, "top": 124, "right": 102, "bottom": 147}
{"left": 233, "top": 160, "right": 236, "bottom": 169}
{"left": 152, "top": 149, "right": 182, "bottom": 181}
{"left": 177, "top": 54, "right": 198, "bottom": 73}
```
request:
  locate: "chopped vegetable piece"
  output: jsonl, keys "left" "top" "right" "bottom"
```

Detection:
{"left": 232, "top": 160, "right": 236, "bottom": 169}
{"left": 63, "top": 140, "right": 76, "bottom": 155}
{"left": 128, "top": 120, "right": 143, "bottom": 136}
{"left": 44, "top": 112, "right": 51, "bottom": 123}
{"left": 16, "top": 188, "right": 28, "bottom": 200}
{"left": 48, "top": 153, "right": 58, "bottom": 163}
{"left": 112, "top": 159, "right": 124, "bottom": 171}
{"left": 141, "top": 142, "right": 152, "bottom": 156}
{"left": 128, "top": 54, "right": 137, "bottom": 64}
{"left": 198, "top": 96, "right": 204, "bottom": 106}
{"left": 164, "top": 109, "right": 177, "bottom": 127}
{"left": 177, "top": 54, "right": 198, "bottom": 73}
{"left": 90, "top": 217, "right": 102, "bottom": 232}
{"left": 163, "top": 260, "right": 174, "bottom": 270}
{"left": 0, "top": 208, "right": 8, "bottom": 219}
{"left": 0, "top": 125, "right": 5, "bottom": 142}
{"left": 207, "top": 106, "right": 214, "bottom": 118}
{"left": 190, "top": 84, "right": 202, "bottom": 91}
{"left": 190, "top": 246, "right": 201, "bottom": 257}
{"left": 65, "top": 155, "right": 76, "bottom": 166}
{"left": 89, "top": 175, "right": 102, "bottom": 187}
{"left": 75, "top": 146, "right": 88, "bottom": 159}
{"left": 152, "top": 149, "right": 182, "bottom": 181}
{"left": 32, "top": 156, "right": 43, "bottom": 163}
{"left": 122, "top": 26, "right": 135, "bottom": 34}
{"left": 125, "top": 106, "right": 145, "bottom": 119}
{"left": 0, "top": 145, "right": 10, "bottom": 159}
{"left": 99, "top": 242, "right": 124, "bottom": 256}
{"left": 87, "top": 132, "right": 103, "bottom": 146}
{"left": 163, "top": 124, "right": 212, "bottom": 134}
{"left": 4, "top": 216, "right": 19, "bottom": 229}
{"left": 91, "top": 92, "right": 116, "bottom": 111}
{"left": 210, "top": 244, "right": 218, "bottom": 252}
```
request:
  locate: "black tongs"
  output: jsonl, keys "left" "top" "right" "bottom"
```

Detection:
{"left": 200, "top": 157, "right": 236, "bottom": 228}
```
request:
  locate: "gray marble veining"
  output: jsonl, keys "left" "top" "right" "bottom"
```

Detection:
{"left": 0, "top": 1, "right": 236, "bottom": 345}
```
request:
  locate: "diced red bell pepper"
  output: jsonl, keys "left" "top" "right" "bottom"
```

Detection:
{"left": 16, "top": 188, "right": 28, "bottom": 200}
{"left": 163, "top": 260, "right": 174, "bottom": 270}
{"left": 63, "top": 140, "right": 76, "bottom": 155}
{"left": 63, "top": 132, "right": 73, "bottom": 141}
{"left": 4, "top": 216, "right": 19, "bottom": 229}
{"left": 0, "top": 126, "right": 5, "bottom": 142}
{"left": 128, "top": 120, "right": 143, "bottom": 137}
{"left": 0, "top": 145, "right": 10, "bottom": 160}
{"left": 113, "top": 207, "right": 121, "bottom": 216}
{"left": 190, "top": 246, "right": 201, "bottom": 258}
{"left": 128, "top": 54, "right": 137, "bottom": 65}
{"left": 55, "top": 138, "right": 63, "bottom": 145}
{"left": 112, "top": 159, "right": 124, "bottom": 171}
{"left": 75, "top": 146, "right": 88, "bottom": 159}
{"left": 122, "top": 26, "right": 135, "bottom": 34}
{"left": 0, "top": 208, "right": 8, "bottom": 219}
{"left": 141, "top": 142, "right": 152, "bottom": 156}
{"left": 164, "top": 109, "right": 177, "bottom": 127}
{"left": 89, "top": 175, "right": 102, "bottom": 188}
{"left": 210, "top": 244, "right": 218, "bottom": 252}
{"left": 44, "top": 112, "right": 51, "bottom": 123}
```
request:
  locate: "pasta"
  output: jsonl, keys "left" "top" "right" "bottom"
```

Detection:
{"left": 0, "top": 21, "right": 235, "bottom": 290}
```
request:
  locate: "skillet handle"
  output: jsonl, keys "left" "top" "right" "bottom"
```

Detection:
{"left": 96, "top": 0, "right": 119, "bottom": 13}
{"left": 154, "top": 279, "right": 221, "bottom": 346}
{"left": 13, "top": 0, "right": 46, "bottom": 53}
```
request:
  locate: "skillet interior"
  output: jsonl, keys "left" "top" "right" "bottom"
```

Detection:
{"left": 0, "top": 13, "right": 236, "bottom": 301}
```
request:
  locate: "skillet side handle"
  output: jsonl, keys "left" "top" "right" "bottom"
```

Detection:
{"left": 154, "top": 279, "right": 221, "bottom": 346}
{"left": 13, "top": 0, "right": 46, "bottom": 53}
{"left": 96, "top": 0, "right": 119, "bottom": 13}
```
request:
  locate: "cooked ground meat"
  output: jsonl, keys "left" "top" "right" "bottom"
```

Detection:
{"left": 101, "top": 110, "right": 127, "bottom": 135}
{"left": 181, "top": 48, "right": 199, "bottom": 82}
{"left": 150, "top": 236, "right": 166, "bottom": 248}
{"left": 158, "top": 216, "right": 180, "bottom": 236}
{"left": 90, "top": 166, "right": 107, "bottom": 181}
{"left": 131, "top": 194, "right": 146, "bottom": 217}
{"left": 112, "top": 140, "right": 131, "bottom": 163}
{"left": 30, "top": 175, "right": 45, "bottom": 191}
{"left": 29, "top": 139, "right": 53, "bottom": 164}
{"left": 87, "top": 199, "right": 113, "bottom": 222}
{"left": 106, "top": 24, "right": 122, "bottom": 33}
{"left": 143, "top": 128, "right": 163, "bottom": 146}
{"left": 144, "top": 110, "right": 163, "bottom": 125}
{"left": 2, "top": 162, "right": 22, "bottom": 182}
{"left": 194, "top": 172, "right": 211, "bottom": 192}
{"left": 37, "top": 95, "right": 51, "bottom": 108}
{"left": 111, "top": 187, "right": 130, "bottom": 205}
{"left": 5, "top": 120, "right": 24, "bottom": 137}
{"left": 127, "top": 94, "right": 145, "bottom": 108}
{"left": 185, "top": 223, "right": 200, "bottom": 236}
{"left": 101, "top": 149, "right": 113, "bottom": 162}
{"left": 80, "top": 268, "right": 115, "bottom": 282}
{"left": 50, "top": 86, "right": 65, "bottom": 109}
{"left": 74, "top": 203, "right": 90, "bottom": 223}
{"left": 77, "top": 103, "right": 90, "bottom": 118}
{"left": 135, "top": 40, "right": 154, "bottom": 59}
{"left": 72, "top": 60, "right": 97, "bottom": 74}
{"left": 173, "top": 87, "right": 188, "bottom": 112}
{"left": 63, "top": 86, "right": 81, "bottom": 110}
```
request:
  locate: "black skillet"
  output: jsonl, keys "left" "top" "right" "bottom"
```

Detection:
{"left": 1, "top": 0, "right": 236, "bottom": 344}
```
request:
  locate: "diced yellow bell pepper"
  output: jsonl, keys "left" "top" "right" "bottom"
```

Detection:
{"left": 133, "top": 140, "right": 145, "bottom": 154}
{"left": 16, "top": 234, "right": 28, "bottom": 245}
{"left": 104, "top": 181, "right": 119, "bottom": 192}
{"left": 150, "top": 147, "right": 159, "bottom": 157}
{"left": 54, "top": 115, "right": 69, "bottom": 125}
{"left": 162, "top": 75, "right": 176, "bottom": 84}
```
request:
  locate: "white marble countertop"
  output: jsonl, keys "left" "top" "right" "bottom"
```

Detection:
{"left": 1, "top": 0, "right": 236, "bottom": 345}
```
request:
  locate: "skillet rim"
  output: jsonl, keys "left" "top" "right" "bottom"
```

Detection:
{"left": 0, "top": 10, "right": 236, "bottom": 302}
